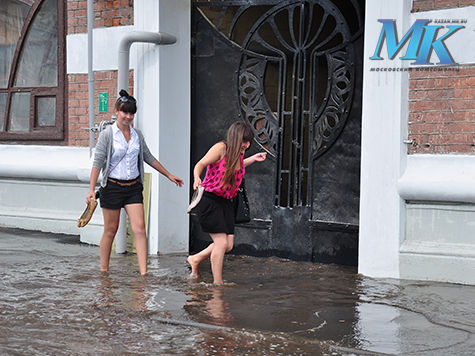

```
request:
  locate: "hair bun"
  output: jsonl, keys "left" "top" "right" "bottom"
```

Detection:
{"left": 119, "top": 89, "right": 129, "bottom": 97}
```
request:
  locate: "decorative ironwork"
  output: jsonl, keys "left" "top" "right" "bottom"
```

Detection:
{"left": 194, "top": 0, "right": 362, "bottom": 207}
{"left": 238, "top": 57, "right": 279, "bottom": 155}
{"left": 312, "top": 50, "right": 354, "bottom": 160}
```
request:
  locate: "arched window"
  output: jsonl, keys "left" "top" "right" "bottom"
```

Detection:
{"left": 0, "top": 0, "right": 65, "bottom": 141}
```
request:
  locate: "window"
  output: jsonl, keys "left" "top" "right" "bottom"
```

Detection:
{"left": 0, "top": 0, "right": 65, "bottom": 141}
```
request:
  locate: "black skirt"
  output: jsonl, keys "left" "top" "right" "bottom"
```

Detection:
{"left": 196, "top": 191, "right": 235, "bottom": 235}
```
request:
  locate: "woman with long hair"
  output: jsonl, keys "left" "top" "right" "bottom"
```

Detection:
{"left": 187, "top": 122, "right": 267, "bottom": 284}
{"left": 86, "top": 89, "right": 183, "bottom": 275}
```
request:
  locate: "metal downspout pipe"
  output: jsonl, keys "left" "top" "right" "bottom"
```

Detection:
{"left": 117, "top": 31, "right": 176, "bottom": 95}
{"left": 115, "top": 31, "right": 177, "bottom": 254}
{"left": 87, "top": 0, "right": 94, "bottom": 157}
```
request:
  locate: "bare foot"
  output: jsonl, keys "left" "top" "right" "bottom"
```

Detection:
{"left": 188, "top": 272, "right": 200, "bottom": 279}
{"left": 187, "top": 255, "right": 200, "bottom": 278}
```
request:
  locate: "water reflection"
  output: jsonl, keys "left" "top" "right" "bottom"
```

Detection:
{"left": 94, "top": 274, "right": 150, "bottom": 312}
{"left": 205, "top": 287, "right": 233, "bottom": 324}
{"left": 185, "top": 285, "right": 234, "bottom": 326}
{"left": 353, "top": 278, "right": 475, "bottom": 355}
{"left": 1, "top": 228, "right": 474, "bottom": 355}
{"left": 96, "top": 274, "right": 118, "bottom": 307}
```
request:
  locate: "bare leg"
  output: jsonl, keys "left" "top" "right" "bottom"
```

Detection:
{"left": 187, "top": 234, "right": 234, "bottom": 279}
{"left": 187, "top": 243, "right": 213, "bottom": 278}
{"left": 209, "top": 233, "right": 228, "bottom": 284}
{"left": 125, "top": 203, "right": 147, "bottom": 275}
{"left": 225, "top": 234, "right": 234, "bottom": 253}
{"left": 100, "top": 208, "right": 121, "bottom": 272}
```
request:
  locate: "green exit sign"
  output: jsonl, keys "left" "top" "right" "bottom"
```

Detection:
{"left": 98, "top": 92, "right": 108, "bottom": 113}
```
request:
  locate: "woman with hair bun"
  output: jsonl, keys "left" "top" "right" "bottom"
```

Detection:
{"left": 187, "top": 122, "right": 267, "bottom": 284}
{"left": 86, "top": 89, "right": 183, "bottom": 275}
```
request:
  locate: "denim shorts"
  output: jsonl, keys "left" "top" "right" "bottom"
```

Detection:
{"left": 99, "top": 177, "right": 143, "bottom": 210}
{"left": 196, "top": 191, "right": 235, "bottom": 235}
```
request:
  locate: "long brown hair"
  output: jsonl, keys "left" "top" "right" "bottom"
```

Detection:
{"left": 221, "top": 122, "right": 254, "bottom": 189}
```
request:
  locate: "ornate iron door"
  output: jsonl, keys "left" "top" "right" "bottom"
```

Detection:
{"left": 191, "top": 0, "right": 364, "bottom": 265}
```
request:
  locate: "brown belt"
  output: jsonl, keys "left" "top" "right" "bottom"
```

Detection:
{"left": 107, "top": 177, "right": 139, "bottom": 186}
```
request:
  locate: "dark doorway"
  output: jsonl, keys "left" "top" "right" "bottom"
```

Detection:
{"left": 191, "top": 0, "right": 364, "bottom": 266}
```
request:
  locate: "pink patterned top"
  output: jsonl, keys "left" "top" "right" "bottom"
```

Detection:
{"left": 201, "top": 154, "right": 245, "bottom": 199}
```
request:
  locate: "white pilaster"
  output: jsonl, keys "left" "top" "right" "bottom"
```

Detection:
{"left": 157, "top": 0, "right": 191, "bottom": 254}
{"left": 358, "top": 0, "right": 412, "bottom": 278}
{"left": 134, "top": 0, "right": 190, "bottom": 255}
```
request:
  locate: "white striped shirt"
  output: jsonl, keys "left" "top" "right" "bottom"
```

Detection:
{"left": 108, "top": 122, "right": 140, "bottom": 180}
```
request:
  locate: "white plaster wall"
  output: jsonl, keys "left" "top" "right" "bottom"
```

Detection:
{"left": 359, "top": 0, "right": 412, "bottom": 279}
{"left": 398, "top": 155, "right": 475, "bottom": 285}
{"left": 0, "top": 145, "right": 103, "bottom": 245}
{"left": 67, "top": 26, "right": 136, "bottom": 73}
{"left": 134, "top": 0, "right": 161, "bottom": 254}
{"left": 404, "top": 204, "right": 475, "bottom": 247}
{"left": 134, "top": 0, "right": 191, "bottom": 254}
{"left": 157, "top": 0, "right": 191, "bottom": 254}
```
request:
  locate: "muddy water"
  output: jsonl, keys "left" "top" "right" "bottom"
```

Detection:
{"left": 1, "top": 228, "right": 474, "bottom": 355}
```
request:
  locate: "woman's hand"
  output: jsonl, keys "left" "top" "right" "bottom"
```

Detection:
{"left": 253, "top": 152, "right": 267, "bottom": 162}
{"left": 168, "top": 174, "right": 184, "bottom": 187}
{"left": 244, "top": 152, "right": 267, "bottom": 167}
{"left": 86, "top": 190, "right": 96, "bottom": 203}
{"left": 193, "top": 177, "right": 202, "bottom": 191}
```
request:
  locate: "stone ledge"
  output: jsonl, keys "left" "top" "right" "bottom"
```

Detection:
{"left": 400, "top": 252, "right": 475, "bottom": 285}
{"left": 398, "top": 154, "right": 475, "bottom": 204}
{"left": 400, "top": 241, "right": 475, "bottom": 258}
{"left": 0, "top": 145, "right": 92, "bottom": 182}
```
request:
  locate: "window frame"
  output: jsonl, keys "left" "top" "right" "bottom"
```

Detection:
{"left": 0, "top": 0, "right": 66, "bottom": 142}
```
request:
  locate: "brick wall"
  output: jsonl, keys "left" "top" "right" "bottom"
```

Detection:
{"left": 68, "top": 71, "right": 133, "bottom": 146}
{"left": 67, "top": 0, "right": 134, "bottom": 35}
{"left": 413, "top": 0, "right": 475, "bottom": 11}
{"left": 66, "top": 0, "right": 134, "bottom": 146}
{"left": 408, "top": 66, "right": 475, "bottom": 154}
{"left": 409, "top": 2, "right": 475, "bottom": 154}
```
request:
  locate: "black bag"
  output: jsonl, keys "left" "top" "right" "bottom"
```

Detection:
{"left": 235, "top": 179, "right": 251, "bottom": 223}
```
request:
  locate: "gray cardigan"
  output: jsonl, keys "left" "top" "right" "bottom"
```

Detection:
{"left": 92, "top": 125, "right": 156, "bottom": 187}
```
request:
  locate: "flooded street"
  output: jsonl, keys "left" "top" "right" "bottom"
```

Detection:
{"left": 1, "top": 227, "right": 474, "bottom": 355}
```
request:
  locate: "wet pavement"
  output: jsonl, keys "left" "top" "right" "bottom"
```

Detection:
{"left": 0, "top": 227, "right": 474, "bottom": 355}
